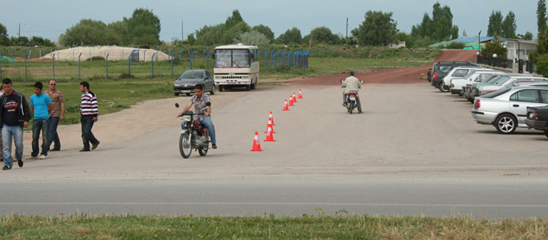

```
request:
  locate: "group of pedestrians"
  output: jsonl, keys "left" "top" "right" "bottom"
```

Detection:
{"left": 1, "top": 79, "right": 100, "bottom": 170}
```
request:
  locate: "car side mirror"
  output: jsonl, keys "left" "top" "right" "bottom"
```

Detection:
{"left": 175, "top": 103, "right": 180, "bottom": 108}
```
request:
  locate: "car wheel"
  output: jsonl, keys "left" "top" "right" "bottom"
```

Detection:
{"left": 186, "top": 93, "right": 190, "bottom": 96}
{"left": 210, "top": 85, "right": 215, "bottom": 95}
{"left": 174, "top": 93, "right": 179, "bottom": 96}
{"left": 494, "top": 114, "right": 517, "bottom": 134}
{"left": 438, "top": 82, "right": 449, "bottom": 92}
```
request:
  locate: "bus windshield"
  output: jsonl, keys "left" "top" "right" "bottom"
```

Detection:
{"left": 214, "top": 49, "right": 250, "bottom": 68}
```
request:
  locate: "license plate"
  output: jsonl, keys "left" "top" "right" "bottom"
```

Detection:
{"left": 181, "top": 90, "right": 191, "bottom": 93}
{"left": 348, "top": 96, "right": 355, "bottom": 101}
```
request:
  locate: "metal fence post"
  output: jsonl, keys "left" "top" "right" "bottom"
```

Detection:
{"left": 206, "top": 52, "right": 211, "bottom": 71}
{"left": 25, "top": 50, "right": 30, "bottom": 82}
{"left": 128, "top": 53, "right": 133, "bottom": 75}
{"left": 106, "top": 54, "right": 109, "bottom": 78}
{"left": 156, "top": 49, "right": 159, "bottom": 61}
{"left": 78, "top": 52, "right": 83, "bottom": 80}
{"left": 179, "top": 50, "right": 183, "bottom": 62}
{"left": 52, "top": 54, "right": 55, "bottom": 80}
{"left": 264, "top": 50, "right": 269, "bottom": 71}
{"left": 143, "top": 50, "right": 147, "bottom": 62}
{"left": 203, "top": 50, "right": 206, "bottom": 60}
{"left": 171, "top": 53, "right": 176, "bottom": 76}
{"left": 89, "top": 49, "right": 92, "bottom": 61}
{"left": 151, "top": 53, "right": 156, "bottom": 78}
{"left": 288, "top": 51, "right": 292, "bottom": 69}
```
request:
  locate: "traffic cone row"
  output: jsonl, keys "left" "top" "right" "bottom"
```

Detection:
{"left": 251, "top": 89, "right": 304, "bottom": 151}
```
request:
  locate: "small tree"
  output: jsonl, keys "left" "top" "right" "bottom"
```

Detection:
{"left": 353, "top": 10, "right": 398, "bottom": 46}
{"left": 482, "top": 39, "right": 507, "bottom": 59}
{"left": 234, "top": 30, "right": 270, "bottom": 46}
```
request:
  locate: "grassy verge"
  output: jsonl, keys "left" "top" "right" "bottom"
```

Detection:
{"left": 1, "top": 214, "right": 546, "bottom": 239}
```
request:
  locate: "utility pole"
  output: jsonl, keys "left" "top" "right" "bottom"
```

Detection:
{"left": 18, "top": 23, "right": 20, "bottom": 37}
{"left": 181, "top": 20, "right": 183, "bottom": 41}
{"left": 346, "top": 18, "right": 348, "bottom": 38}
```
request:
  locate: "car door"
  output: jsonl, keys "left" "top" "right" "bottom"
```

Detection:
{"left": 204, "top": 71, "right": 213, "bottom": 91}
{"left": 509, "top": 89, "right": 544, "bottom": 124}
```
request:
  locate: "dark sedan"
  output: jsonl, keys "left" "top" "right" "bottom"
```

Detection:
{"left": 525, "top": 105, "right": 548, "bottom": 138}
{"left": 173, "top": 70, "right": 215, "bottom": 96}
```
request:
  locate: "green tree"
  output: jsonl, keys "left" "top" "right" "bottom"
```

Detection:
{"left": 124, "top": 8, "right": 161, "bottom": 45}
{"left": 524, "top": 31, "right": 534, "bottom": 40}
{"left": 59, "top": 19, "right": 108, "bottom": 46}
{"left": 28, "top": 36, "right": 55, "bottom": 47}
{"left": 487, "top": 10, "right": 503, "bottom": 37}
{"left": 462, "top": 30, "right": 468, "bottom": 37}
{"left": 502, "top": 11, "right": 517, "bottom": 38}
{"left": 0, "top": 23, "right": 6, "bottom": 36}
{"left": 225, "top": 10, "right": 244, "bottom": 30}
{"left": 252, "top": 24, "right": 274, "bottom": 41}
{"left": 482, "top": 39, "right": 507, "bottom": 59}
{"left": 538, "top": 0, "right": 547, "bottom": 34}
{"left": 0, "top": 23, "right": 9, "bottom": 46}
{"left": 530, "top": 32, "right": 548, "bottom": 62}
{"left": 222, "top": 21, "right": 250, "bottom": 44}
{"left": 306, "top": 26, "right": 340, "bottom": 45}
{"left": 11, "top": 36, "right": 29, "bottom": 46}
{"left": 186, "top": 33, "right": 196, "bottom": 45}
{"left": 535, "top": 53, "right": 548, "bottom": 77}
{"left": 106, "top": 21, "right": 130, "bottom": 45}
{"left": 234, "top": 30, "right": 270, "bottom": 45}
{"left": 410, "top": 2, "right": 458, "bottom": 44}
{"left": 353, "top": 10, "right": 398, "bottom": 46}
{"left": 277, "top": 27, "right": 302, "bottom": 44}
{"left": 195, "top": 24, "right": 226, "bottom": 46}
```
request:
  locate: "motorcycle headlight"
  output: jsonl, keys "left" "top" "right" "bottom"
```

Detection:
{"left": 182, "top": 115, "right": 191, "bottom": 122}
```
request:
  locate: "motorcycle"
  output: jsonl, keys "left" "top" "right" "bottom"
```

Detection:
{"left": 175, "top": 102, "right": 211, "bottom": 158}
{"left": 341, "top": 79, "right": 363, "bottom": 114}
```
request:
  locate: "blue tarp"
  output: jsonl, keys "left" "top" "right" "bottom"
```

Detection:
{"left": 0, "top": 56, "right": 15, "bottom": 62}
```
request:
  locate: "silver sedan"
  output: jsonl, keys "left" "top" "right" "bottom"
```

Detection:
{"left": 471, "top": 86, "right": 548, "bottom": 134}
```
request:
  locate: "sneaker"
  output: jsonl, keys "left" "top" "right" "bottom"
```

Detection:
{"left": 50, "top": 148, "right": 60, "bottom": 151}
{"left": 17, "top": 159, "right": 23, "bottom": 167}
{"left": 358, "top": 111, "right": 363, "bottom": 114}
{"left": 212, "top": 144, "right": 217, "bottom": 149}
{"left": 79, "top": 148, "right": 90, "bottom": 152}
{"left": 92, "top": 141, "right": 100, "bottom": 150}
{"left": 25, "top": 155, "right": 37, "bottom": 159}
{"left": 39, "top": 155, "right": 47, "bottom": 159}
{"left": 3, "top": 165, "right": 11, "bottom": 170}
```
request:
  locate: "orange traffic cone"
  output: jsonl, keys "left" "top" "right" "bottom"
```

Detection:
{"left": 292, "top": 92, "right": 297, "bottom": 103}
{"left": 269, "top": 111, "right": 275, "bottom": 126}
{"left": 264, "top": 126, "right": 276, "bottom": 142}
{"left": 289, "top": 95, "right": 294, "bottom": 106}
{"left": 298, "top": 89, "right": 303, "bottom": 99}
{"left": 283, "top": 99, "right": 290, "bottom": 111}
{"left": 264, "top": 119, "right": 276, "bottom": 133}
{"left": 250, "top": 131, "right": 263, "bottom": 151}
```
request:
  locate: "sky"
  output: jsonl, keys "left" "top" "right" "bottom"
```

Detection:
{"left": 0, "top": 0, "right": 540, "bottom": 43}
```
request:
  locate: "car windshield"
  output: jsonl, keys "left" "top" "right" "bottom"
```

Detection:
{"left": 179, "top": 71, "right": 203, "bottom": 79}
{"left": 482, "top": 87, "right": 511, "bottom": 98}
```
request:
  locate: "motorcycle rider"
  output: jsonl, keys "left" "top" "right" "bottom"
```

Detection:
{"left": 342, "top": 71, "right": 363, "bottom": 113}
{"left": 178, "top": 84, "right": 217, "bottom": 149}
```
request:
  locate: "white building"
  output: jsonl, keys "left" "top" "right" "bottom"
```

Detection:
{"left": 505, "top": 39, "right": 537, "bottom": 61}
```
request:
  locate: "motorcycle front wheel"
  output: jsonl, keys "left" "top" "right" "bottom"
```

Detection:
{"left": 179, "top": 132, "right": 192, "bottom": 158}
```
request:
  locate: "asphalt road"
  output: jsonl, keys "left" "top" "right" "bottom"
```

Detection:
{"left": 1, "top": 83, "right": 547, "bottom": 218}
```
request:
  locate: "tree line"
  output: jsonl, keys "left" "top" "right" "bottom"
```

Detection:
{"left": 0, "top": 2, "right": 537, "bottom": 49}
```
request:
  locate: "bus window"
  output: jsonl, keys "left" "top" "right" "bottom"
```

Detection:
{"left": 215, "top": 50, "right": 231, "bottom": 68}
{"left": 233, "top": 50, "right": 250, "bottom": 67}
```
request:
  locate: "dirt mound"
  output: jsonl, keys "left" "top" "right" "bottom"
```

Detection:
{"left": 284, "top": 50, "right": 479, "bottom": 86}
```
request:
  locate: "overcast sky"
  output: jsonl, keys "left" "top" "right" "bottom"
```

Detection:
{"left": 1, "top": 0, "right": 539, "bottom": 43}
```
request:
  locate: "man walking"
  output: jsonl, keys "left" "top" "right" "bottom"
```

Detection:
{"left": 0, "top": 78, "right": 31, "bottom": 170}
{"left": 29, "top": 81, "right": 52, "bottom": 159}
{"left": 79, "top": 81, "right": 99, "bottom": 152}
{"left": 44, "top": 80, "right": 65, "bottom": 152}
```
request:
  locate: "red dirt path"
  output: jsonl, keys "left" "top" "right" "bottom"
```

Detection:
{"left": 285, "top": 49, "right": 480, "bottom": 86}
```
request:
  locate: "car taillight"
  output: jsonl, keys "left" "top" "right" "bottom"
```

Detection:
{"left": 533, "top": 113, "right": 538, "bottom": 119}
{"left": 433, "top": 72, "right": 437, "bottom": 79}
{"left": 474, "top": 99, "right": 481, "bottom": 109}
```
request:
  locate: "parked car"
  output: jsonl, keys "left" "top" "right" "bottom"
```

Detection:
{"left": 443, "top": 66, "right": 486, "bottom": 91}
{"left": 466, "top": 74, "right": 535, "bottom": 102}
{"left": 450, "top": 69, "right": 502, "bottom": 95}
{"left": 427, "top": 68, "right": 433, "bottom": 82}
{"left": 430, "top": 61, "right": 480, "bottom": 92}
{"left": 525, "top": 105, "right": 548, "bottom": 137}
{"left": 173, "top": 70, "right": 215, "bottom": 96}
{"left": 478, "top": 76, "right": 548, "bottom": 96}
{"left": 471, "top": 86, "right": 548, "bottom": 134}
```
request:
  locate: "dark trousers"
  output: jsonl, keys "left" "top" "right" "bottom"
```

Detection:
{"left": 32, "top": 118, "right": 49, "bottom": 157}
{"left": 81, "top": 115, "right": 99, "bottom": 150}
{"left": 46, "top": 117, "right": 61, "bottom": 150}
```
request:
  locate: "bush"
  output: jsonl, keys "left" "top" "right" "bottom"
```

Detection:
{"left": 535, "top": 54, "right": 548, "bottom": 77}
{"left": 91, "top": 56, "right": 105, "bottom": 61}
{"left": 445, "top": 42, "right": 466, "bottom": 49}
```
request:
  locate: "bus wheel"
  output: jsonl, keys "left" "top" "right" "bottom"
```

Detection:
{"left": 245, "top": 85, "right": 250, "bottom": 91}
{"left": 250, "top": 80, "right": 256, "bottom": 90}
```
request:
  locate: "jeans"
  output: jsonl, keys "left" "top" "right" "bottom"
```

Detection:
{"left": 32, "top": 118, "right": 49, "bottom": 157}
{"left": 46, "top": 117, "right": 61, "bottom": 150}
{"left": 180, "top": 117, "right": 217, "bottom": 144}
{"left": 343, "top": 92, "right": 362, "bottom": 112}
{"left": 81, "top": 115, "right": 99, "bottom": 150}
{"left": 2, "top": 125, "right": 23, "bottom": 168}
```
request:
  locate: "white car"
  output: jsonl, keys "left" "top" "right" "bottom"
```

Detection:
{"left": 442, "top": 67, "right": 486, "bottom": 91}
{"left": 472, "top": 86, "right": 548, "bottom": 133}
{"left": 450, "top": 69, "right": 503, "bottom": 95}
{"left": 478, "top": 76, "right": 548, "bottom": 96}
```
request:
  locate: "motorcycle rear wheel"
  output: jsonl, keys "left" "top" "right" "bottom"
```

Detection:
{"left": 179, "top": 132, "right": 192, "bottom": 158}
{"left": 199, "top": 147, "right": 208, "bottom": 156}
{"left": 348, "top": 102, "right": 354, "bottom": 114}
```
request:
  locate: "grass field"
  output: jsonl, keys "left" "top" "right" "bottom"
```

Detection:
{"left": 1, "top": 214, "right": 546, "bottom": 239}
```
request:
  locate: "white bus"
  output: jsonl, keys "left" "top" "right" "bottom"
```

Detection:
{"left": 213, "top": 44, "right": 259, "bottom": 91}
